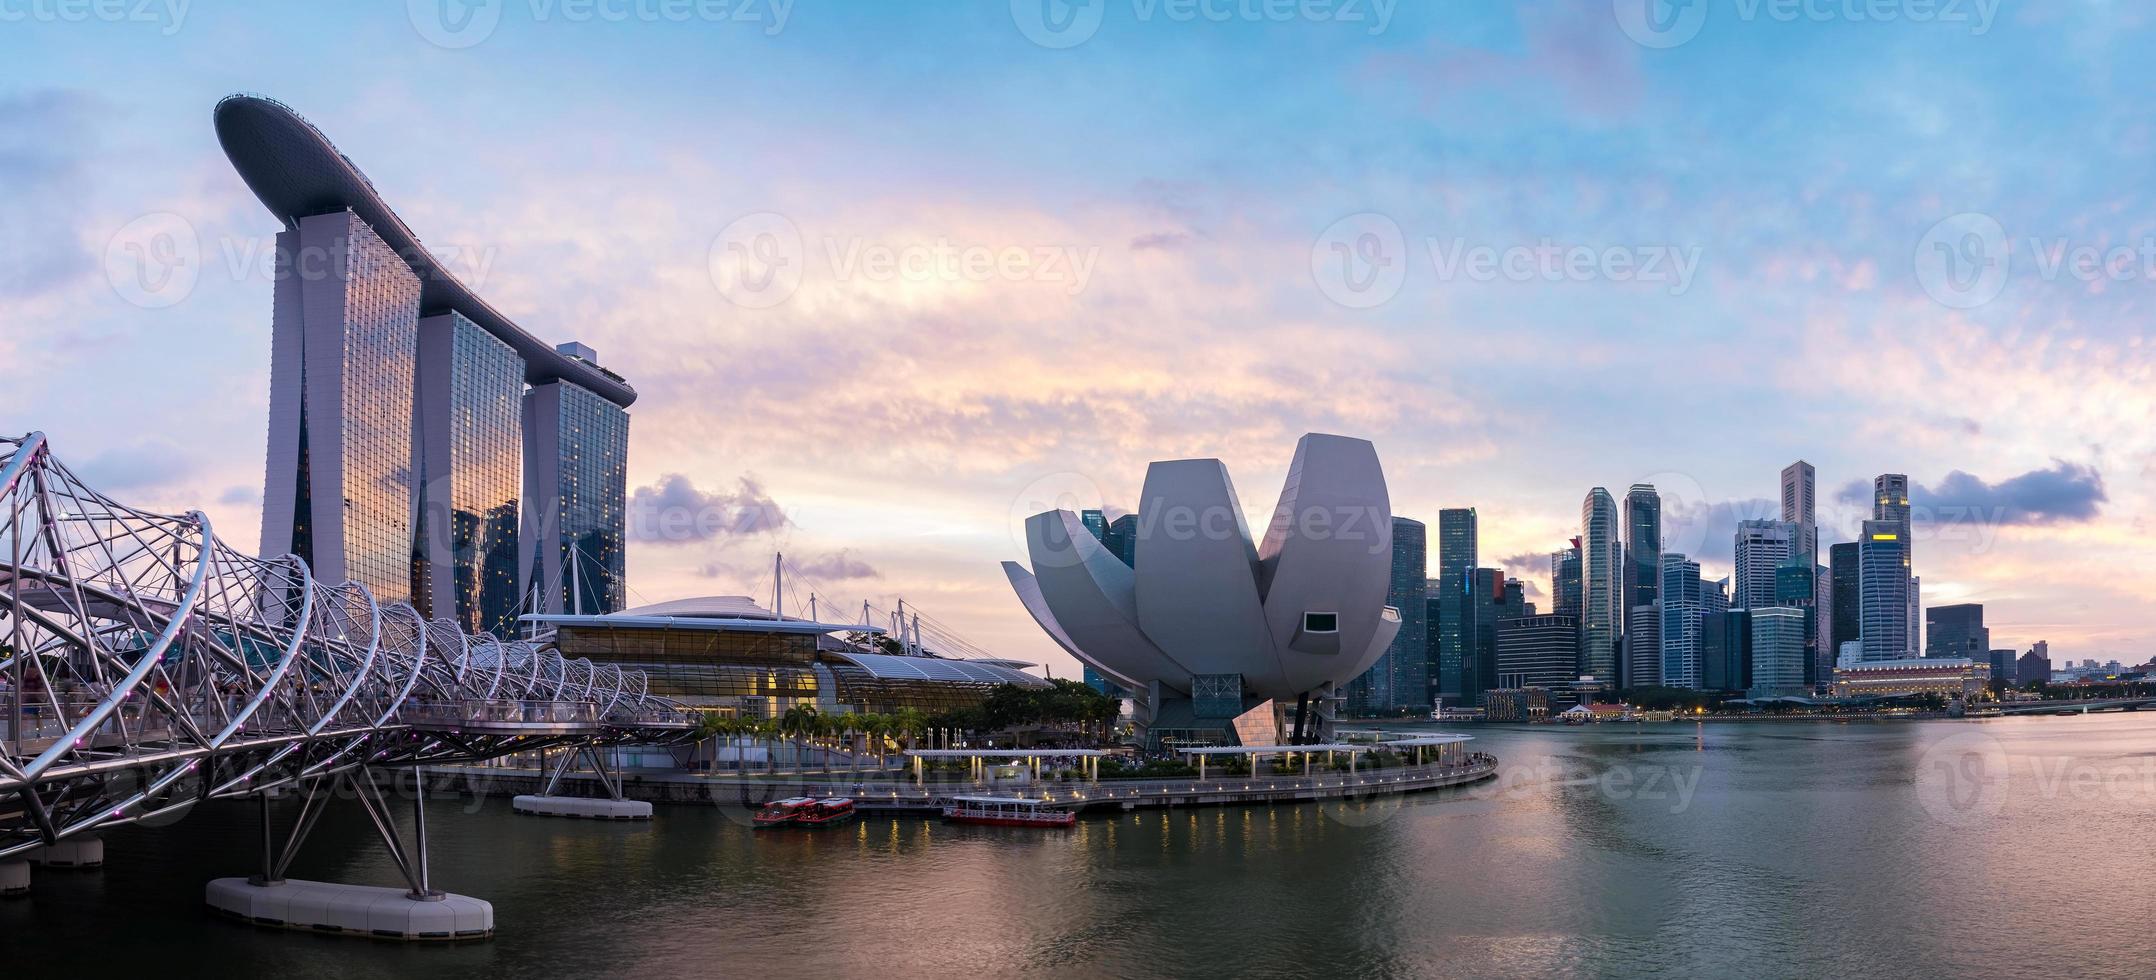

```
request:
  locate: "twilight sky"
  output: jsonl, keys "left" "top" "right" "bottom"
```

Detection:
{"left": 2, "top": 1, "right": 2151, "bottom": 674}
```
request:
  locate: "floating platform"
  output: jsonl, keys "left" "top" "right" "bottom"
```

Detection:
{"left": 511, "top": 794, "right": 653, "bottom": 820}
{"left": 2, "top": 861, "right": 27, "bottom": 896}
{"left": 205, "top": 877, "right": 493, "bottom": 940}
{"left": 30, "top": 837, "right": 103, "bottom": 868}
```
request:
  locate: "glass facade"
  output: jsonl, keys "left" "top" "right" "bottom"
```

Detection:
{"left": 1434, "top": 508, "right": 1476, "bottom": 705}
{"left": 1580, "top": 489, "right": 1622, "bottom": 685}
{"left": 338, "top": 217, "right": 421, "bottom": 603}
{"left": 526, "top": 381, "right": 629, "bottom": 615}
{"left": 418, "top": 312, "right": 524, "bottom": 636}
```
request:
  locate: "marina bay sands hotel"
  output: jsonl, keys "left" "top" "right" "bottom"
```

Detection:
{"left": 215, "top": 95, "right": 630, "bottom": 636}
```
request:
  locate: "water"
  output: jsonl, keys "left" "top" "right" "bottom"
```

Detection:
{"left": 8, "top": 715, "right": 2156, "bottom": 979}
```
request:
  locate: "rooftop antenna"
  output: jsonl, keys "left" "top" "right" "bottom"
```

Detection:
{"left": 808, "top": 593, "right": 818, "bottom": 623}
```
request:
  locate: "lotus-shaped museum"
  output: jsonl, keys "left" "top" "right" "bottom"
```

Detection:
{"left": 1003, "top": 434, "right": 1399, "bottom": 745}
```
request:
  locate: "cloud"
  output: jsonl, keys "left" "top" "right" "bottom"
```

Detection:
{"left": 792, "top": 549, "right": 880, "bottom": 582}
{"left": 627, "top": 474, "right": 789, "bottom": 544}
{"left": 217, "top": 485, "right": 256, "bottom": 505}
{"left": 0, "top": 90, "right": 99, "bottom": 300}
{"left": 71, "top": 440, "right": 195, "bottom": 491}
{"left": 1833, "top": 462, "right": 2107, "bottom": 527}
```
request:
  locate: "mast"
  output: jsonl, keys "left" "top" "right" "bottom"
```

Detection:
{"left": 773, "top": 551, "right": 783, "bottom": 619}
{"left": 569, "top": 541, "right": 583, "bottom": 616}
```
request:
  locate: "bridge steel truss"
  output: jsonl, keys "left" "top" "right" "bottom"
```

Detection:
{"left": 0, "top": 432, "right": 693, "bottom": 860}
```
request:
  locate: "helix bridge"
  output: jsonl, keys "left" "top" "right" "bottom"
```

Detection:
{"left": 0, "top": 432, "right": 694, "bottom": 935}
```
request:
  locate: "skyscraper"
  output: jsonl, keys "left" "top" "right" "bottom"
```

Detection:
{"left": 1104, "top": 513, "right": 1139, "bottom": 567}
{"left": 1434, "top": 507, "right": 1478, "bottom": 705}
{"left": 1874, "top": 473, "right": 1917, "bottom": 657}
{"left": 1659, "top": 553, "right": 1704, "bottom": 689}
{"left": 1580, "top": 488, "right": 1622, "bottom": 686}
{"left": 1551, "top": 539, "right": 1582, "bottom": 621}
{"left": 1780, "top": 460, "right": 1817, "bottom": 560}
{"left": 1732, "top": 520, "right": 1795, "bottom": 610}
{"left": 1385, "top": 517, "right": 1430, "bottom": 711}
{"left": 1926, "top": 603, "right": 1989, "bottom": 660}
{"left": 1749, "top": 606, "right": 1810, "bottom": 698}
{"left": 257, "top": 210, "right": 424, "bottom": 604}
{"left": 1829, "top": 542, "right": 1860, "bottom": 657}
{"left": 1079, "top": 509, "right": 1108, "bottom": 542}
{"left": 416, "top": 311, "right": 524, "bottom": 635}
{"left": 1774, "top": 560, "right": 1821, "bottom": 690}
{"left": 521, "top": 371, "right": 631, "bottom": 616}
{"left": 1858, "top": 519, "right": 1910, "bottom": 661}
{"left": 1623, "top": 484, "right": 1661, "bottom": 691}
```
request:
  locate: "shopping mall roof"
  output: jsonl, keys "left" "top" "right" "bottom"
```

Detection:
{"left": 826, "top": 651, "right": 1048, "bottom": 687}
{"left": 522, "top": 595, "right": 884, "bottom": 636}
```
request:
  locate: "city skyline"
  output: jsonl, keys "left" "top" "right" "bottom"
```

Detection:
{"left": 3, "top": 5, "right": 2148, "bottom": 679}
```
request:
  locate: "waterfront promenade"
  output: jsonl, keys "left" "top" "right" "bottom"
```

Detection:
{"left": 430, "top": 752, "right": 1500, "bottom": 813}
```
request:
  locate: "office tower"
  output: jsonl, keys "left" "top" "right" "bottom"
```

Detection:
{"left": 1104, "top": 513, "right": 1139, "bottom": 567}
{"left": 1385, "top": 518, "right": 1430, "bottom": 711}
{"left": 1857, "top": 519, "right": 1910, "bottom": 661}
{"left": 1551, "top": 539, "right": 1582, "bottom": 620}
{"left": 1774, "top": 561, "right": 1821, "bottom": 690}
{"left": 1503, "top": 579, "right": 1528, "bottom": 616}
{"left": 2016, "top": 643, "right": 2051, "bottom": 685}
{"left": 1464, "top": 567, "right": 1513, "bottom": 704}
{"left": 1659, "top": 553, "right": 1704, "bottom": 689}
{"left": 1080, "top": 509, "right": 1108, "bottom": 542}
{"left": 1873, "top": 473, "right": 1916, "bottom": 656}
{"left": 1434, "top": 507, "right": 1478, "bottom": 705}
{"left": 1719, "top": 608, "right": 1754, "bottom": 691}
{"left": 1780, "top": 460, "right": 1817, "bottom": 560}
{"left": 1926, "top": 603, "right": 1988, "bottom": 660}
{"left": 521, "top": 372, "right": 630, "bottom": 615}
{"left": 1495, "top": 614, "right": 1581, "bottom": 695}
{"left": 1700, "top": 611, "right": 1730, "bottom": 691}
{"left": 1732, "top": 520, "right": 1795, "bottom": 610}
{"left": 1580, "top": 489, "right": 1622, "bottom": 685}
{"left": 1829, "top": 542, "right": 1860, "bottom": 655}
{"left": 1987, "top": 648, "right": 2016, "bottom": 687}
{"left": 1748, "top": 607, "right": 1810, "bottom": 697}
{"left": 416, "top": 311, "right": 524, "bottom": 635}
{"left": 258, "top": 210, "right": 424, "bottom": 604}
{"left": 1910, "top": 576, "right": 1923, "bottom": 656}
{"left": 1623, "top": 484, "right": 1661, "bottom": 690}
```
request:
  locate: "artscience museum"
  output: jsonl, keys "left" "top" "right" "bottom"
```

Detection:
{"left": 1004, "top": 434, "right": 1400, "bottom": 748}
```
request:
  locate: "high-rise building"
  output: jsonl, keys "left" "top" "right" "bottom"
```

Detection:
{"left": 1858, "top": 519, "right": 1910, "bottom": 662}
{"left": 521, "top": 373, "right": 631, "bottom": 615}
{"left": 257, "top": 209, "right": 423, "bottom": 604}
{"left": 416, "top": 311, "right": 525, "bottom": 635}
{"left": 2016, "top": 643, "right": 2051, "bottom": 685}
{"left": 1104, "top": 513, "right": 1139, "bottom": 567}
{"left": 1774, "top": 560, "right": 1822, "bottom": 690}
{"left": 1829, "top": 542, "right": 1860, "bottom": 655}
{"left": 1780, "top": 460, "right": 1817, "bottom": 560}
{"left": 1926, "top": 603, "right": 1989, "bottom": 661}
{"left": 1749, "top": 606, "right": 1810, "bottom": 698}
{"left": 1079, "top": 509, "right": 1108, "bottom": 542}
{"left": 1463, "top": 567, "right": 1523, "bottom": 704}
{"left": 1580, "top": 489, "right": 1623, "bottom": 686}
{"left": 1495, "top": 614, "right": 1581, "bottom": 695}
{"left": 1434, "top": 507, "right": 1478, "bottom": 705}
{"left": 1551, "top": 539, "right": 1582, "bottom": 621}
{"left": 1732, "top": 520, "right": 1795, "bottom": 611}
{"left": 1873, "top": 473, "right": 1917, "bottom": 656}
{"left": 222, "top": 96, "right": 638, "bottom": 625}
{"left": 1659, "top": 553, "right": 1704, "bottom": 689}
{"left": 1987, "top": 649, "right": 2016, "bottom": 687}
{"left": 1623, "top": 484, "right": 1661, "bottom": 691}
{"left": 1385, "top": 518, "right": 1430, "bottom": 711}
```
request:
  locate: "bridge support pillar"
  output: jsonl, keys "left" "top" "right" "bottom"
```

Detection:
{"left": 1, "top": 860, "right": 27, "bottom": 896}
{"left": 28, "top": 835, "right": 102, "bottom": 868}
{"left": 513, "top": 745, "right": 652, "bottom": 820}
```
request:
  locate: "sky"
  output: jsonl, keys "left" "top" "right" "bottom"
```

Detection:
{"left": 2, "top": 1, "right": 2151, "bottom": 675}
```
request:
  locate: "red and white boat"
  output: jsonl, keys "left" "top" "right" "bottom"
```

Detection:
{"left": 792, "top": 798, "right": 857, "bottom": 829}
{"left": 940, "top": 795, "right": 1078, "bottom": 828}
{"left": 752, "top": 796, "right": 818, "bottom": 828}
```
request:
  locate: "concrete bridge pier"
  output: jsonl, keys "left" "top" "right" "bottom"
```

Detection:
{"left": 29, "top": 835, "right": 103, "bottom": 868}
{"left": 206, "top": 771, "right": 493, "bottom": 940}
{"left": 1, "top": 859, "right": 27, "bottom": 896}
{"left": 514, "top": 747, "right": 653, "bottom": 820}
